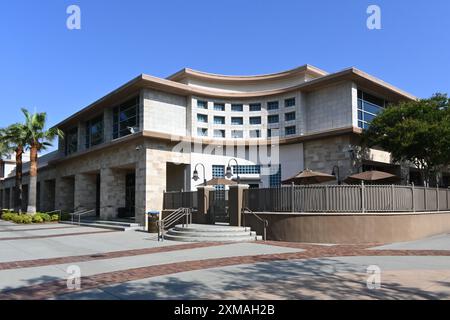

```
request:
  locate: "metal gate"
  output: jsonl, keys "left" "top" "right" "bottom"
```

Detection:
{"left": 209, "top": 190, "right": 229, "bottom": 224}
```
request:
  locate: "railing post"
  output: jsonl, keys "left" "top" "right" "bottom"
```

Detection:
{"left": 391, "top": 184, "right": 395, "bottom": 212}
{"left": 424, "top": 187, "right": 427, "bottom": 211}
{"left": 361, "top": 181, "right": 365, "bottom": 213}
{"left": 412, "top": 183, "right": 415, "bottom": 212}
{"left": 437, "top": 186, "right": 440, "bottom": 212}
{"left": 325, "top": 185, "right": 329, "bottom": 213}
{"left": 291, "top": 182, "right": 295, "bottom": 212}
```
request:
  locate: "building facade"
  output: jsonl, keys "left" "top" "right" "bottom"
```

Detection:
{"left": 1, "top": 64, "right": 436, "bottom": 227}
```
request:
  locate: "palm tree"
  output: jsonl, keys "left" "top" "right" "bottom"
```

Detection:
{"left": 0, "top": 124, "right": 28, "bottom": 212}
{"left": 21, "top": 109, "right": 64, "bottom": 214}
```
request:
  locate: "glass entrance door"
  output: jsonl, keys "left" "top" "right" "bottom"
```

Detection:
{"left": 125, "top": 173, "right": 135, "bottom": 217}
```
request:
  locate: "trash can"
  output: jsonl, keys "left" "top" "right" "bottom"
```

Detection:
{"left": 147, "top": 211, "right": 159, "bottom": 233}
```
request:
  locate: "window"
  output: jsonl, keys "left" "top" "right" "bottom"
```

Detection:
{"left": 231, "top": 130, "right": 243, "bottom": 138}
{"left": 249, "top": 129, "right": 261, "bottom": 138}
{"left": 231, "top": 117, "right": 243, "bottom": 125}
{"left": 268, "top": 115, "right": 279, "bottom": 124}
{"left": 232, "top": 165, "right": 261, "bottom": 174}
{"left": 249, "top": 116, "right": 261, "bottom": 125}
{"left": 113, "top": 96, "right": 140, "bottom": 139}
{"left": 269, "top": 165, "right": 282, "bottom": 187}
{"left": 214, "top": 129, "right": 225, "bottom": 138}
{"left": 249, "top": 103, "right": 261, "bottom": 111}
{"left": 197, "top": 100, "right": 208, "bottom": 109}
{"left": 285, "top": 98, "right": 296, "bottom": 107}
{"left": 197, "top": 114, "right": 208, "bottom": 123}
{"left": 214, "top": 116, "right": 225, "bottom": 125}
{"left": 85, "top": 116, "right": 104, "bottom": 148}
{"left": 231, "top": 104, "right": 243, "bottom": 112}
{"left": 285, "top": 126, "right": 296, "bottom": 135}
{"left": 267, "top": 101, "right": 279, "bottom": 110}
{"left": 65, "top": 127, "right": 78, "bottom": 155}
{"left": 212, "top": 165, "right": 225, "bottom": 190}
{"left": 357, "top": 90, "right": 387, "bottom": 129}
{"left": 285, "top": 112, "right": 296, "bottom": 121}
{"left": 197, "top": 128, "right": 208, "bottom": 136}
{"left": 214, "top": 103, "right": 225, "bottom": 111}
{"left": 268, "top": 128, "right": 279, "bottom": 138}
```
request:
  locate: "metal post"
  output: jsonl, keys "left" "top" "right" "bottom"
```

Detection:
{"left": 391, "top": 184, "right": 395, "bottom": 212}
{"left": 437, "top": 186, "right": 440, "bottom": 212}
{"left": 361, "top": 181, "right": 365, "bottom": 213}
{"left": 325, "top": 185, "right": 329, "bottom": 213}
{"left": 291, "top": 182, "right": 295, "bottom": 212}
{"left": 412, "top": 183, "right": 415, "bottom": 212}
{"left": 424, "top": 187, "right": 427, "bottom": 211}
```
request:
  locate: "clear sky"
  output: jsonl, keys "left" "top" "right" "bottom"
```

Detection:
{"left": 0, "top": 0, "right": 449, "bottom": 148}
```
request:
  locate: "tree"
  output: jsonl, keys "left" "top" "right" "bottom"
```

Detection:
{"left": 21, "top": 109, "right": 64, "bottom": 214}
{"left": 0, "top": 124, "right": 28, "bottom": 212}
{"left": 361, "top": 93, "right": 450, "bottom": 186}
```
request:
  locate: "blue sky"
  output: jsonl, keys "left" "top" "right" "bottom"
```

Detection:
{"left": 0, "top": 0, "right": 449, "bottom": 143}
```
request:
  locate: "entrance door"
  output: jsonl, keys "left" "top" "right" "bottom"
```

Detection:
{"left": 209, "top": 189, "right": 229, "bottom": 224}
{"left": 125, "top": 173, "right": 135, "bottom": 217}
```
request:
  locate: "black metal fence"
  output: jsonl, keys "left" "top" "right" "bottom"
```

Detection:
{"left": 243, "top": 184, "right": 450, "bottom": 213}
{"left": 163, "top": 191, "right": 198, "bottom": 210}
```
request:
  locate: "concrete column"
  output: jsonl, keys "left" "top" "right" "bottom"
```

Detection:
{"left": 103, "top": 108, "right": 113, "bottom": 143}
{"left": 74, "top": 173, "right": 97, "bottom": 212}
{"left": 228, "top": 184, "right": 249, "bottom": 227}
{"left": 195, "top": 186, "right": 215, "bottom": 224}
{"left": 135, "top": 148, "right": 167, "bottom": 230}
{"left": 55, "top": 177, "right": 75, "bottom": 213}
{"left": 9, "top": 187, "right": 14, "bottom": 210}
{"left": 77, "top": 121, "right": 87, "bottom": 152}
{"left": 40, "top": 180, "right": 56, "bottom": 212}
{"left": 100, "top": 168, "right": 126, "bottom": 220}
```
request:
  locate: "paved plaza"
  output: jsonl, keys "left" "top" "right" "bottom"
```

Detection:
{"left": 0, "top": 219, "right": 449, "bottom": 300}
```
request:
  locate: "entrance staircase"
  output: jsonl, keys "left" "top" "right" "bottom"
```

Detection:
{"left": 164, "top": 224, "right": 262, "bottom": 242}
{"left": 61, "top": 218, "right": 142, "bottom": 231}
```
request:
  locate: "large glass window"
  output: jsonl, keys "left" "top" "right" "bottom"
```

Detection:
{"left": 85, "top": 116, "right": 104, "bottom": 148}
{"left": 231, "top": 104, "right": 243, "bottom": 112}
{"left": 269, "top": 165, "right": 282, "bottom": 187}
{"left": 231, "top": 130, "right": 243, "bottom": 138}
{"left": 214, "top": 116, "right": 225, "bottom": 125}
{"left": 197, "top": 114, "right": 208, "bottom": 123}
{"left": 197, "top": 100, "right": 208, "bottom": 109}
{"left": 113, "top": 97, "right": 140, "bottom": 139}
{"left": 267, "top": 101, "right": 279, "bottom": 110}
{"left": 231, "top": 117, "right": 243, "bottom": 125}
{"left": 249, "top": 103, "right": 261, "bottom": 111}
{"left": 214, "top": 129, "right": 225, "bottom": 138}
{"left": 285, "top": 98, "right": 296, "bottom": 107}
{"left": 232, "top": 165, "right": 261, "bottom": 174}
{"left": 285, "top": 126, "right": 296, "bottom": 135}
{"left": 197, "top": 128, "right": 208, "bottom": 136}
{"left": 268, "top": 115, "right": 279, "bottom": 124}
{"left": 65, "top": 127, "right": 78, "bottom": 155}
{"left": 285, "top": 112, "right": 296, "bottom": 121}
{"left": 212, "top": 165, "right": 225, "bottom": 190}
{"left": 249, "top": 116, "right": 261, "bottom": 125}
{"left": 214, "top": 103, "right": 225, "bottom": 111}
{"left": 357, "top": 90, "right": 387, "bottom": 129}
{"left": 249, "top": 129, "right": 261, "bottom": 138}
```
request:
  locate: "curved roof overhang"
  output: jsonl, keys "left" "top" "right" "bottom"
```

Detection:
{"left": 54, "top": 66, "right": 417, "bottom": 129}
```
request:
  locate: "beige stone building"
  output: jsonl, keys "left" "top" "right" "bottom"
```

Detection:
{"left": 2, "top": 64, "right": 442, "bottom": 227}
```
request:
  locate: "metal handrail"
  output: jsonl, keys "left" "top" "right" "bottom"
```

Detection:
{"left": 70, "top": 209, "right": 96, "bottom": 226}
{"left": 242, "top": 207, "right": 269, "bottom": 241}
{"left": 157, "top": 207, "right": 192, "bottom": 241}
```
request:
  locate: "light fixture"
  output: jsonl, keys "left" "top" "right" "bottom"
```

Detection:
{"left": 226, "top": 158, "right": 240, "bottom": 184}
{"left": 192, "top": 169, "right": 199, "bottom": 181}
{"left": 192, "top": 163, "right": 207, "bottom": 185}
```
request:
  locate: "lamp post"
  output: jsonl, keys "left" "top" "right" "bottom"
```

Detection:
{"left": 192, "top": 163, "right": 207, "bottom": 185}
{"left": 332, "top": 165, "right": 341, "bottom": 185}
{"left": 225, "top": 158, "right": 240, "bottom": 184}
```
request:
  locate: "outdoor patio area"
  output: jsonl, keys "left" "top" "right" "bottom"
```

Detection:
{"left": 0, "top": 219, "right": 449, "bottom": 300}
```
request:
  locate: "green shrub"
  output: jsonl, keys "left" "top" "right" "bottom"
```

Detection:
{"left": 32, "top": 215, "right": 44, "bottom": 223}
{"left": 50, "top": 214, "right": 59, "bottom": 222}
{"left": 12, "top": 214, "right": 24, "bottom": 224}
{"left": 34, "top": 212, "right": 51, "bottom": 222}
{"left": 2, "top": 212, "right": 15, "bottom": 221}
{"left": 21, "top": 215, "right": 33, "bottom": 224}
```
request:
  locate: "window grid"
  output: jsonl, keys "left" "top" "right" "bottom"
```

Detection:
{"left": 267, "top": 101, "right": 279, "bottom": 110}
{"left": 197, "top": 114, "right": 208, "bottom": 123}
{"left": 357, "top": 90, "right": 386, "bottom": 129}
{"left": 231, "top": 104, "right": 243, "bottom": 112}
{"left": 285, "top": 126, "right": 296, "bottom": 135}
{"left": 113, "top": 96, "right": 139, "bottom": 139}
{"left": 214, "top": 103, "right": 225, "bottom": 111}
{"left": 249, "top": 117, "right": 261, "bottom": 125}
{"left": 197, "top": 100, "right": 208, "bottom": 109}
{"left": 212, "top": 165, "right": 225, "bottom": 190}
{"left": 285, "top": 112, "right": 296, "bottom": 122}
{"left": 214, "top": 116, "right": 225, "bottom": 125}
{"left": 285, "top": 98, "right": 296, "bottom": 107}
{"left": 268, "top": 115, "right": 279, "bottom": 124}
{"left": 232, "top": 165, "right": 261, "bottom": 174}
{"left": 249, "top": 103, "right": 262, "bottom": 112}
{"left": 270, "top": 165, "right": 282, "bottom": 187}
{"left": 231, "top": 117, "right": 243, "bottom": 125}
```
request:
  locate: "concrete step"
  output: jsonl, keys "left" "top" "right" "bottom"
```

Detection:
{"left": 60, "top": 220, "right": 142, "bottom": 232}
{"left": 164, "top": 233, "right": 259, "bottom": 242}
{"left": 164, "top": 223, "right": 261, "bottom": 242}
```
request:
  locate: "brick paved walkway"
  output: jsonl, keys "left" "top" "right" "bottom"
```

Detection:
{"left": 1, "top": 241, "right": 449, "bottom": 300}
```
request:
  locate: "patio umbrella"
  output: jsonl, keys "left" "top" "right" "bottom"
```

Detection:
{"left": 200, "top": 178, "right": 237, "bottom": 186}
{"left": 344, "top": 170, "right": 401, "bottom": 184}
{"left": 282, "top": 169, "right": 336, "bottom": 185}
